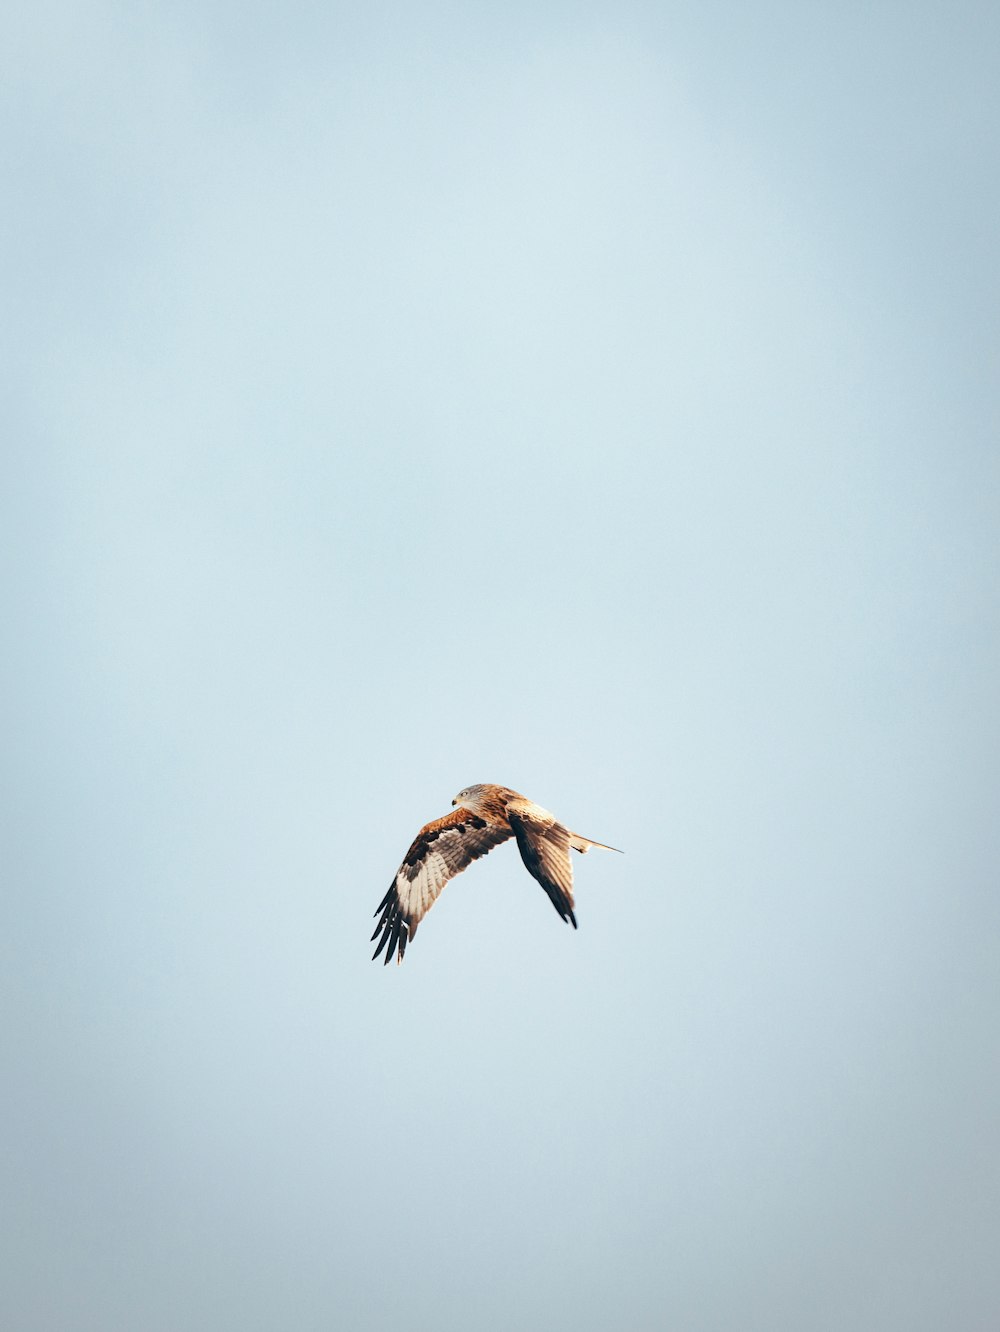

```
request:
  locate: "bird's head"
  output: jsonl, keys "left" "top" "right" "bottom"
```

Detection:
{"left": 452, "top": 784, "right": 489, "bottom": 815}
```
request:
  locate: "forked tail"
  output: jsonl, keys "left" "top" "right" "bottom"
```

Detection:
{"left": 568, "top": 831, "right": 623, "bottom": 855}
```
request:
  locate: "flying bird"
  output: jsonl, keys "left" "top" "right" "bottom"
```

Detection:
{"left": 371, "top": 784, "right": 621, "bottom": 965}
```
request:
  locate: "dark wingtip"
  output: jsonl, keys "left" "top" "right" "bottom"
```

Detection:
{"left": 372, "top": 923, "right": 390, "bottom": 961}
{"left": 372, "top": 881, "right": 409, "bottom": 963}
{"left": 372, "top": 911, "right": 410, "bottom": 966}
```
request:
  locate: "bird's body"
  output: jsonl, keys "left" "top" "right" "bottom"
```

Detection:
{"left": 371, "top": 784, "right": 620, "bottom": 965}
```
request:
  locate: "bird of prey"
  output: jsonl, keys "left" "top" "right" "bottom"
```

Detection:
{"left": 371, "top": 783, "right": 620, "bottom": 965}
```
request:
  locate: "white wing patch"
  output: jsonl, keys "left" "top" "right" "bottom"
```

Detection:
{"left": 372, "top": 812, "right": 513, "bottom": 965}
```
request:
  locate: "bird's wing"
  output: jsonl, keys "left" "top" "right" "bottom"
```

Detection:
{"left": 372, "top": 807, "right": 513, "bottom": 965}
{"left": 506, "top": 806, "right": 578, "bottom": 929}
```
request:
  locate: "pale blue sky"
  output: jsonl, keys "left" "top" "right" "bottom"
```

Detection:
{"left": 3, "top": 4, "right": 999, "bottom": 1330}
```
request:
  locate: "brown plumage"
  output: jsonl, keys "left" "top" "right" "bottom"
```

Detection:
{"left": 371, "top": 784, "right": 620, "bottom": 965}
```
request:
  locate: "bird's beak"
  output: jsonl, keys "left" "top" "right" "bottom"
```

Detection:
{"left": 451, "top": 799, "right": 457, "bottom": 806}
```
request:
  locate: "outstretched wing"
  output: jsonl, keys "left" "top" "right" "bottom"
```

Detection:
{"left": 372, "top": 807, "right": 513, "bottom": 965}
{"left": 506, "top": 809, "right": 577, "bottom": 928}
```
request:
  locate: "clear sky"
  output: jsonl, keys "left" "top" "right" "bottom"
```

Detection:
{"left": 3, "top": 4, "right": 999, "bottom": 1329}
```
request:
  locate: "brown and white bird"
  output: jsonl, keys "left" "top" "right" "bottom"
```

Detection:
{"left": 371, "top": 784, "right": 621, "bottom": 965}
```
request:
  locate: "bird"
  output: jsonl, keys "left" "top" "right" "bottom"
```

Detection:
{"left": 371, "top": 784, "right": 621, "bottom": 965}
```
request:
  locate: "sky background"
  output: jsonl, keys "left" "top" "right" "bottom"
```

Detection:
{"left": 3, "top": 3, "right": 999, "bottom": 1329}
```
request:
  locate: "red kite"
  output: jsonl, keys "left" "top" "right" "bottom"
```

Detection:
{"left": 372, "top": 784, "right": 620, "bottom": 965}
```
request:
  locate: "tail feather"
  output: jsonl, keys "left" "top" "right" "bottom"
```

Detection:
{"left": 568, "top": 831, "right": 623, "bottom": 855}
